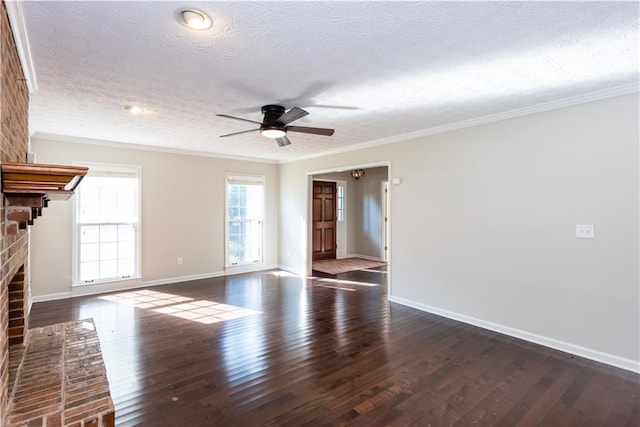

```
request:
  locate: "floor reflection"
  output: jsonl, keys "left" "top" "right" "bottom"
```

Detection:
{"left": 78, "top": 298, "right": 142, "bottom": 415}
{"left": 99, "top": 289, "right": 262, "bottom": 325}
{"left": 220, "top": 275, "right": 267, "bottom": 385}
{"left": 28, "top": 267, "right": 390, "bottom": 425}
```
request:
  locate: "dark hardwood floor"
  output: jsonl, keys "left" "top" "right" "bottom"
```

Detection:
{"left": 30, "top": 268, "right": 639, "bottom": 426}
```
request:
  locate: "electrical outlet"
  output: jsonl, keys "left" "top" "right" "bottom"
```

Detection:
{"left": 576, "top": 224, "right": 595, "bottom": 239}
{"left": 177, "top": 257, "right": 183, "bottom": 265}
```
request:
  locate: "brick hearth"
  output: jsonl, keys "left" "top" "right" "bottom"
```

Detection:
{"left": 7, "top": 319, "right": 114, "bottom": 426}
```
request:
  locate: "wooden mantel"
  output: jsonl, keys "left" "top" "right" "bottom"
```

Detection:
{"left": 1, "top": 162, "right": 88, "bottom": 231}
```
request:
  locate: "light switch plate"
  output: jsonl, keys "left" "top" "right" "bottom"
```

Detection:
{"left": 576, "top": 224, "right": 595, "bottom": 239}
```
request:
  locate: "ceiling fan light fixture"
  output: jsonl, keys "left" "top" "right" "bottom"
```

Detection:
{"left": 261, "top": 126, "right": 286, "bottom": 139}
{"left": 179, "top": 9, "right": 212, "bottom": 30}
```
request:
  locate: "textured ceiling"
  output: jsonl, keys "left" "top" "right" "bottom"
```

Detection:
{"left": 20, "top": 1, "right": 640, "bottom": 162}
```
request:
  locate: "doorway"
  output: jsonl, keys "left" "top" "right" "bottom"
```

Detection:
{"left": 308, "top": 165, "right": 390, "bottom": 273}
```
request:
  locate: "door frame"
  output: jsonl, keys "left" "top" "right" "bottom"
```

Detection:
{"left": 381, "top": 180, "right": 389, "bottom": 262}
{"left": 306, "top": 161, "right": 392, "bottom": 298}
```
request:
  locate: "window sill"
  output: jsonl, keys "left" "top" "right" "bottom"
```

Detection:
{"left": 71, "top": 276, "right": 143, "bottom": 298}
{"left": 73, "top": 275, "right": 141, "bottom": 288}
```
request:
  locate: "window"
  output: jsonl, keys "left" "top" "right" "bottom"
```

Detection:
{"left": 74, "top": 164, "right": 140, "bottom": 285}
{"left": 226, "top": 174, "right": 264, "bottom": 266}
{"left": 337, "top": 183, "right": 345, "bottom": 222}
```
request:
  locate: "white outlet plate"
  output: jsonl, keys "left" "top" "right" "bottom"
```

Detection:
{"left": 177, "top": 257, "right": 183, "bottom": 265}
{"left": 576, "top": 224, "right": 595, "bottom": 239}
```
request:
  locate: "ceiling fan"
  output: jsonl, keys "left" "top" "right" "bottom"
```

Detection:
{"left": 217, "top": 105, "right": 334, "bottom": 147}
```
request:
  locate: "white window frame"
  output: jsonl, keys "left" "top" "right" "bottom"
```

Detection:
{"left": 225, "top": 173, "right": 265, "bottom": 268}
{"left": 336, "top": 181, "right": 346, "bottom": 223}
{"left": 72, "top": 162, "right": 142, "bottom": 286}
{"left": 335, "top": 180, "right": 347, "bottom": 259}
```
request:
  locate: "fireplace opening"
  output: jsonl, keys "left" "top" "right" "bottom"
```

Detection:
{"left": 8, "top": 265, "right": 26, "bottom": 346}
{"left": 6, "top": 265, "right": 27, "bottom": 402}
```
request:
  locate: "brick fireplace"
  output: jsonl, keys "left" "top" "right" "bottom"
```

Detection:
{"left": 0, "top": 3, "right": 115, "bottom": 425}
{"left": 0, "top": 0, "right": 31, "bottom": 424}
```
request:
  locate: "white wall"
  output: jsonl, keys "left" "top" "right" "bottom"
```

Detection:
{"left": 279, "top": 94, "right": 640, "bottom": 370}
{"left": 30, "top": 138, "right": 279, "bottom": 298}
{"left": 350, "top": 166, "right": 387, "bottom": 259}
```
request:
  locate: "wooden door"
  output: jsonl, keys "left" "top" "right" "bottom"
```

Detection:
{"left": 312, "top": 181, "right": 337, "bottom": 261}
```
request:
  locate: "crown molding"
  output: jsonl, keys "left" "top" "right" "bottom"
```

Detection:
{"left": 282, "top": 83, "right": 639, "bottom": 164}
{"left": 30, "top": 82, "right": 639, "bottom": 165}
{"left": 5, "top": 0, "right": 37, "bottom": 93}
{"left": 30, "top": 132, "right": 279, "bottom": 164}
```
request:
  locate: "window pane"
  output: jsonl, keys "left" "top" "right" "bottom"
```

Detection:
{"left": 80, "top": 225, "right": 100, "bottom": 243}
{"left": 101, "top": 206, "right": 117, "bottom": 221}
{"left": 118, "top": 258, "right": 134, "bottom": 277}
{"left": 80, "top": 206, "right": 100, "bottom": 223}
{"left": 100, "top": 187, "right": 117, "bottom": 207}
{"left": 81, "top": 243, "right": 99, "bottom": 262}
{"left": 100, "top": 242, "right": 118, "bottom": 260}
{"left": 118, "top": 241, "right": 134, "bottom": 259}
{"left": 82, "top": 187, "right": 100, "bottom": 206}
{"left": 80, "top": 261, "right": 99, "bottom": 282}
{"left": 337, "top": 184, "right": 345, "bottom": 223}
{"left": 100, "top": 225, "right": 118, "bottom": 242}
{"left": 117, "top": 185, "right": 136, "bottom": 220}
{"left": 118, "top": 224, "right": 135, "bottom": 241}
{"left": 100, "top": 260, "right": 118, "bottom": 278}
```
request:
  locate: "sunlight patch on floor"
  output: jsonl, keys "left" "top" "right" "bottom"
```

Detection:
{"left": 99, "top": 290, "right": 192, "bottom": 309}
{"left": 99, "top": 289, "right": 262, "bottom": 324}
{"left": 153, "top": 300, "right": 261, "bottom": 324}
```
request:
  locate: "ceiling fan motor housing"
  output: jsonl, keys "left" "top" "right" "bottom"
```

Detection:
{"left": 261, "top": 104, "right": 287, "bottom": 129}
{"left": 261, "top": 104, "right": 285, "bottom": 119}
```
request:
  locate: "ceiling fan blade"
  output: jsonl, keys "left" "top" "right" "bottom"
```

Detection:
{"left": 276, "top": 136, "right": 291, "bottom": 147}
{"left": 216, "top": 114, "right": 263, "bottom": 125}
{"left": 219, "top": 128, "right": 259, "bottom": 138}
{"left": 276, "top": 107, "right": 309, "bottom": 125}
{"left": 286, "top": 125, "right": 335, "bottom": 136}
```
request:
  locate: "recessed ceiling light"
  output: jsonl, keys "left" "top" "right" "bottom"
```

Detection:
{"left": 124, "top": 105, "right": 145, "bottom": 114}
{"left": 179, "top": 9, "right": 212, "bottom": 30}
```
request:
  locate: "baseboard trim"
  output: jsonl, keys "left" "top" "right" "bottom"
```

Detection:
{"left": 346, "top": 253, "right": 384, "bottom": 262}
{"left": 32, "top": 292, "right": 73, "bottom": 303}
{"left": 224, "top": 263, "right": 278, "bottom": 275}
{"left": 32, "top": 267, "right": 278, "bottom": 302}
{"left": 138, "top": 271, "right": 226, "bottom": 288}
{"left": 389, "top": 295, "right": 640, "bottom": 374}
{"left": 277, "top": 265, "right": 305, "bottom": 276}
